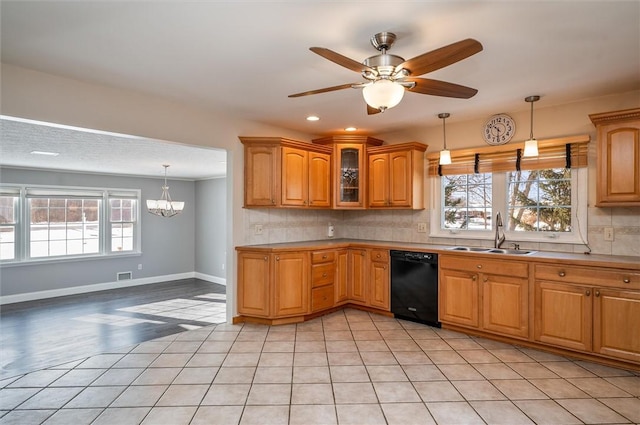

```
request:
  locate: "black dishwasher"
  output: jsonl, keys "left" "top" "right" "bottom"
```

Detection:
{"left": 390, "top": 250, "right": 440, "bottom": 327}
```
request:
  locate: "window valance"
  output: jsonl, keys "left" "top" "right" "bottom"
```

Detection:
{"left": 427, "top": 135, "right": 589, "bottom": 176}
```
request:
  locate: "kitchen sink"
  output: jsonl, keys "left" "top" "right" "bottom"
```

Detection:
{"left": 448, "top": 246, "right": 536, "bottom": 255}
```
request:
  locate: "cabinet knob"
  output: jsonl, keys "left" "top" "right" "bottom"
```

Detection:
{"left": 483, "top": 277, "right": 488, "bottom": 282}
{"left": 595, "top": 290, "right": 600, "bottom": 297}
{"left": 361, "top": 252, "right": 365, "bottom": 256}
{"left": 376, "top": 254, "right": 381, "bottom": 258}
{"left": 264, "top": 256, "right": 268, "bottom": 261}
{"left": 472, "top": 275, "right": 477, "bottom": 281}
{"left": 271, "top": 199, "right": 275, "bottom": 205}
{"left": 623, "top": 278, "right": 631, "bottom": 283}
{"left": 476, "top": 265, "right": 482, "bottom": 269}
{"left": 276, "top": 256, "right": 280, "bottom": 261}
{"left": 322, "top": 255, "right": 327, "bottom": 259}
{"left": 559, "top": 271, "right": 566, "bottom": 277}
{"left": 322, "top": 273, "right": 327, "bottom": 278}
{"left": 383, "top": 266, "right": 387, "bottom": 270}
{"left": 585, "top": 289, "right": 591, "bottom": 296}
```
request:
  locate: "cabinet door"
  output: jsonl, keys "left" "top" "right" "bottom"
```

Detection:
{"left": 482, "top": 275, "right": 528, "bottom": 338}
{"left": 388, "top": 151, "right": 412, "bottom": 207}
{"left": 335, "top": 250, "right": 349, "bottom": 304}
{"left": 237, "top": 252, "right": 271, "bottom": 317}
{"left": 534, "top": 281, "right": 592, "bottom": 351}
{"left": 273, "top": 252, "right": 309, "bottom": 317}
{"left": 348, "top": 249, "right": 368, "bottom": 304}
{"left": 594, "top": 288, "right": 640, "bottom": 362}
{"left": 368, "top": 153, "right": 389, "bottom": 207}
{"left": 281, "top": 147, "right": 308, "bottom": 207}
{"left": 244, "top": 146, "right": 278, "bottom": 207}
{"left": 335, "top": 144, "right": 365, "bottom": 208}
{"left": 440, "top": 269, "right": 479, "bottom": 327}
{"left": 597, "top": 123, "right": 640, "bottom": 205}
{"left": 308, "top": 151, "right": 332, "bottom": 208}
{"left": 369, "top": 260, "right": 390, "bottom": 310}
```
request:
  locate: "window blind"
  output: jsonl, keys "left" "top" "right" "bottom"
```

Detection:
{"left": 427, "top": 135, "right": 589, "bottom": 176}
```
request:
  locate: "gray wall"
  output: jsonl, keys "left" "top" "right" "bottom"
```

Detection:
{"left": 0, "top": 168, "right": 197, "bottom": 297}
{"left": 195, "top": 177, "right": 226, "bottom": 279}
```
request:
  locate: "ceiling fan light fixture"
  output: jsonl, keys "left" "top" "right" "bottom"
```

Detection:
{"left": 362, "top": 79, "right": 405, "bottom": 111}
{"left": 523, "top": 95, "right": 540, "bottom": 157}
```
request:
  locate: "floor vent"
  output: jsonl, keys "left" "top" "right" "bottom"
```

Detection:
{"left": 117, "top": 271, "right": 132, "bottom": 281}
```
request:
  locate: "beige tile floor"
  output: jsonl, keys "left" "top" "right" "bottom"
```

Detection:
{"left": 1, "top": 308, "right": 639, "bottom": 425}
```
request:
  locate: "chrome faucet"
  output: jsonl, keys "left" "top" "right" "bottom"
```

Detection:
{"left": 494, "top": 212, "right": 506, "bottom": 249}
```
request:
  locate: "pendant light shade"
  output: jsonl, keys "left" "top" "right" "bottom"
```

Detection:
{"left": 523, "top": 95, "right": 540, "bottom": 157}
{"left": 147, "top": 165, "right": 184, "bottom": 217}
{"left": 362, "top": 79, "right": 405, "bottom": 112}
{"left": 438, "top": 113, "right": 452, "bottom": 165}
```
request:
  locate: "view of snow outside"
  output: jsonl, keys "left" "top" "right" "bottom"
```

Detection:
{"left": 443, "top": 169, "right": 572, "bottom": 232}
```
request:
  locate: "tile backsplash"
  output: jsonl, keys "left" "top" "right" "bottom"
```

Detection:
{"left": 242, "top": 207, "right": 639, "bottom": 257}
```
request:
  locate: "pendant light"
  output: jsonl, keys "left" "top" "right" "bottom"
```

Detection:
{"left": 523, "top": 95, "right": 540, "bottom": 157}
{"left": 146, "top": 165, "right": 185, "bottom": 217}
{"left": 438, "top": 113, "right": 452, "bottom": 165}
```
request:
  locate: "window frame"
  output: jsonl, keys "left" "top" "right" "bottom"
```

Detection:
{"left": 0, "top": 189, "right": 20, "bottom": 261}
{"left": 430, "top": 167, "right": 588, "bottom": 244}
{"left": 0, "top": 184, "right": 141, "bottom": 265}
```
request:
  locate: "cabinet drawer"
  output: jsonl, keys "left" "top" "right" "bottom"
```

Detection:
{"left": 311, "top": 250, "right": 335, "bottom": 264}
{"left": 312, "top": 285, "right": 335, "bottom": 312}
{"left": 370, "top": 249, "right": 389, "bottom": 263}
{"left": 535, "top": 264, "right": 640, "bottom": 290}
{"left": 312, "top": 263, "right": 335, "bottom": 287}
{"left": 440, "top": 255, "right": 528, "bottom": 278}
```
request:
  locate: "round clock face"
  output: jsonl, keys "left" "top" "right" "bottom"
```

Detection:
{"left": 483, "top": 114, "right": 516, "bottom": 145}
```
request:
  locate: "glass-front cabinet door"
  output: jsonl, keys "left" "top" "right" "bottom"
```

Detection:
{"left": 333, "top": 143, "right": 366, "bottom": 208}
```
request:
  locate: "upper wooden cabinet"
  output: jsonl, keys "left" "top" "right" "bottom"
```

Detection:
{"left": 240, "top": 137, "right": 333, "bottom": 208}
{"left": 366, "top": 142, "right": 427, "bottom": 209}
{"left": 589, "top": 108, "right": 640, "bottom": 207}
{"left": 312, "top": 136, "right": 384, "bottom": 209}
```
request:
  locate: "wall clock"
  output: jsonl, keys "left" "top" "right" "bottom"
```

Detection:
{"left": 483, "top": 114, "right": 516, "bottom": 145}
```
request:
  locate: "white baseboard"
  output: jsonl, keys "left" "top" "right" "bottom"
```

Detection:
{"left": 194, "top": 272, "right": 226, "bottom": 286}
{"left": 0, "top": 272, "right": 203, "bottom": 305}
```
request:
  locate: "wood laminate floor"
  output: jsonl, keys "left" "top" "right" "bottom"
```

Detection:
{"left": 0, "top": 279, "right": 226, "bottom": 379}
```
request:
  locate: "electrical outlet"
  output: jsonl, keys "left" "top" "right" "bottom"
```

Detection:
{"left": 417, "top": 223, "right": 427, "bottom": 233}
{"left": 604, "top": 227, "right": 614, "bottom": 241}
{"left": 255, "top": 224, "right": 263, "bottom": 235}
{"left": 137, "top": 264, "right": 143, "bottom": 270}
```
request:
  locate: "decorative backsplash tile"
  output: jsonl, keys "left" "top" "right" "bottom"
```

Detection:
{"left": 242, "top": 206, "right": 639, "bottom": 257}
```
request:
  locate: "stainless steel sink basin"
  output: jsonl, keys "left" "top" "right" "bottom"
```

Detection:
{"left": 487, "top": 248, "right": 536, "bottom": 255}
{"left": 448, "top": 246, "right": 536, "bottom": 255}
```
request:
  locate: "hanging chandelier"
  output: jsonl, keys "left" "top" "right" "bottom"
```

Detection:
{"left": 146, "top": 164, "right": 184, "bottom": 217}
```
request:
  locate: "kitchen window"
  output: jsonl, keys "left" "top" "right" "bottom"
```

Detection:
{"left": 0, "top": 185, "right": 140, "bottom": 263}
{"left": 429, "top": 135, "right": 589, "bottom": 244}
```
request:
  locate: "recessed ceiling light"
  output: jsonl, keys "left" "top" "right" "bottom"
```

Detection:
{"left": 345, "top": 127, "right": 357, "bottom": 132}
{"left": 30, "top": 150, "right": 60, "bottom": 156}
{"left": 306, "top": 115, "right": 320, "bottom": 121}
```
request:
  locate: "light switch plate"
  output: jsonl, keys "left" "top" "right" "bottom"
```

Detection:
{"left": 604, "top": 227, "right": 614, "bottom": 241}
{"left": 417, "top": 223, "right": 427, "bottom": 233}
{"left": 255, "top": 224, "right": 263, "bottom": 235}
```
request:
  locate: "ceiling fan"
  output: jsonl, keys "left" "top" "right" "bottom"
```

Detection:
{"left": 289, "top": 32, "right": 483, "bottom": 114}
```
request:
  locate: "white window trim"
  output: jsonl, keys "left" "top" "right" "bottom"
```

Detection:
{"left": 429, "top": 168, "right": 588, "bottom": 245}
{"left": 0, "top": 184, "right": 141, "bottom": 265}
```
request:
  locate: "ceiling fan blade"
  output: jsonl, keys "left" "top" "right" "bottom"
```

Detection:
{"left": 310, "top": 47, "right": 376, "bottom": 75}
{"left": 367, "top": 104, "right": 381, "bottom": 115}
{"left": 397, "top": 38, "right": 483, "bottom": 76}
{"left": 288, "top": 83, "right": 356, "bottom": 98}
{"left": 404, "top": 77, "right": 478, "bottom": 99}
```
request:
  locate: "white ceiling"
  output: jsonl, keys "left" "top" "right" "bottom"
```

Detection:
{"left": 1, "top": 1, "right": 639, "bottom": 178}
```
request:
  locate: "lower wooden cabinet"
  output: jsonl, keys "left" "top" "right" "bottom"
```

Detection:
{"left": 439, "top": 255, "right": 528, "bottom": 338}
{"left": 348, "top": 249, "right": 368, "bottom": 304}
{"left": 237, "top": 251, "right": 309, "bottom": 319}
{"left": 335, "top": 250, "right": 349, "bottom": 304}
{"left": 534, "top": 281, "right": 592, "bottom": 352}
{"left": 534, "top": 264, "right": 640, "bottom": 364}
{"left": 369, "top": 249, "right": 390, "bottom": 311}
{"left": 237, "top": 252, "right": 271, "bottom": 317}
{"left": 593, "top": 288, "right": 640, "bottom": 362}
